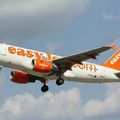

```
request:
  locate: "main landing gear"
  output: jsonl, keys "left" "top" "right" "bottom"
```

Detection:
{"left": 40, "top": 77, "right": 64, "bottom": 92}
{"left": 56, "top": 72, "right": 64, "bottom": 86}
{"left": 56, "top": 78, "right": 64, "bottom": 86}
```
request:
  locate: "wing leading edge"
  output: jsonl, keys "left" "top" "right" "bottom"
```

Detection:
{"left": 52, "top": 44, "right": 116, "bottom": 73}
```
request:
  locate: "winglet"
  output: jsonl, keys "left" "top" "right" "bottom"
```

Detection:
{"left": 109, "top": 43, "right": 117, "bottom": 50}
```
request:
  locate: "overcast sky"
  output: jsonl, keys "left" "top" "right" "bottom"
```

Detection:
{"left": 0, "top": 0, "right": 120, "bottom": 120}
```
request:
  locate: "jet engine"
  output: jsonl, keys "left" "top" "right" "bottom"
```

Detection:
{"left": 32, "top": 59, "right": 56, "bottom": 73}
{"left": 11, "top": 70, "right": 35, "bottom": 84}
{"left": 22, "top": 59, "right": 58, "bottom": 73}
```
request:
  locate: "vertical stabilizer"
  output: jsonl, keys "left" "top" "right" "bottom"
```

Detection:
{"left": 102, "top": 49, "right": 120, "bottom": 70}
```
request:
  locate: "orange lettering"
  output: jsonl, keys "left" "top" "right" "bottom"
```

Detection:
{"left": 17, "top": 48, "right": 26, "bottom": 56}
{"left": 47, "top": 54, "right": 52, "bottom": 60}
{"left": 41, "top": 53, "right": 48, "bottom": 61}
{"left": 8, "top": 46, "right": 60, "bottom": 61}
{"left": 73, "top": 64, "right": 78, "bottom": 68}
{"left": 79, "top": 64, "right": 85, "bottom": 69}
{"left": 8, "top": 46, "right": 16, "bottom": 54}
{"left": 86, "top": 63, "right": 89, "bottom": 70}
{"left": 34, "top": 52, "right": 41, "bottom": 59}
{"left": 89, "top": 64, "right": 94, "bottom": 71}
{"left": 52, "top": 56, "right": 59, "bottom": 60}
{"left": 93, "top": 65, "right": 97, "bottom": 72}
{"left": 26, "top": 50, "right": 34, "bottom": 58}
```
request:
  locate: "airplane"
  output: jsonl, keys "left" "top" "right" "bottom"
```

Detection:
{"left": 0, "top": 42, "right": 119, "bottom": 92}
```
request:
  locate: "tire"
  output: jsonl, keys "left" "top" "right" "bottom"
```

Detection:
{"left": 56, "top": 78, "right": 64, "bottom": 86}
{"left": 41, "top": 85, "right": 49, "bottom": 92}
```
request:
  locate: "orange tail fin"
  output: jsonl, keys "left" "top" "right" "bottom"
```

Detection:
{"left": 102, "top": 49, "right": 120, "bottom": 70}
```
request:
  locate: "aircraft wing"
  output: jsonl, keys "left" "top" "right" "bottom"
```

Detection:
{"left": 53, "top": 44, "right": 116, "bottom": 73}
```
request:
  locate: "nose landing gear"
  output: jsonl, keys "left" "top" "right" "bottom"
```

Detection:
{"left": 41, "top": 84, "right": 49, "bottom": 92}
{"left": 41, "top": 80, "right": 49, "bottom": 92}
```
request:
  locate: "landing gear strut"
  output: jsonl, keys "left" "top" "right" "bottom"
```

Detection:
{"left": 56, "top": 78, "right": 64, "bottom": 86}
{"left": 56, "top": 70, "right": 64, "bottom": 86}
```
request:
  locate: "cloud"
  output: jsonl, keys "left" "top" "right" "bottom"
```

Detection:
{"left": 102, "top": 12, "right": 120, "bottom": 21}
{"left": 1, "top": 86, "right": 120, "bottom": 120}
{"left": 0, "top": 88, "right": 82, "bottom": 120}
{"left": 0, "top": 0, "right": 90, "bottom": 41}
{"left": 83, "top": 84, "right": 120, "bottom": 120}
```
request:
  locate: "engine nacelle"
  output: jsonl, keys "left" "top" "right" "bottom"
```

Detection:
{"left": 22, "top": 59, "right": 58, "bottom": 73}
{"left": 11, "top": 71, "right": 34, "bottom": 84}
{"left": 32, "top": 59, "right": 54, "bottom": 73}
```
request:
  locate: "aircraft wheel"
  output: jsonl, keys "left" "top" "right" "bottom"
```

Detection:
{"left": 56, "top": 78, "right": 64, "bottom": 86}
{"left": 41, "top": 85, "right": 49, "bottom": 92}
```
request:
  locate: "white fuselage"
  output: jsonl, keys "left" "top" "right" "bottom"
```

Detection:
{"left": 0, "top": 43, "right": 119, "bottom": 83}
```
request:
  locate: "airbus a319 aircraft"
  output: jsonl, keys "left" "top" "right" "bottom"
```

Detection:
{"left": 0, "top": 43, "right": 119, "bottom": 92}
